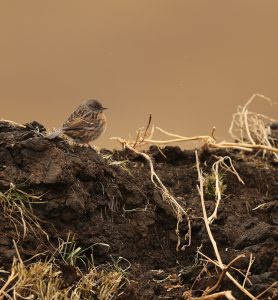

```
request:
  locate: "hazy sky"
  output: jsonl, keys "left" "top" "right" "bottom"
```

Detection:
{"left": 0, "top": 1, "right": 277, "bottom": 148}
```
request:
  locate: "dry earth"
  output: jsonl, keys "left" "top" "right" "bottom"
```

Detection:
{"left": 0, "top": 121, "right": 277, "bottom": 299}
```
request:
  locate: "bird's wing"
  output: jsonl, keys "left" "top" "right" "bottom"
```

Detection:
{"left": 62, "top": 117, "right": 93, "bottom": 131}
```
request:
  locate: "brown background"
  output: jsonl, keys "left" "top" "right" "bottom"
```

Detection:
{"left": 0, "top": 0, "right": 277, "bottom": 148}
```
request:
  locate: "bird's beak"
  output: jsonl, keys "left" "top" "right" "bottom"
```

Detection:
{"left": 102, "top": 107, "right": 108, "bottom": 110}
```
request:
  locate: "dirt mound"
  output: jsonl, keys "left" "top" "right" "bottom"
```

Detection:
{"left": 0, "top": 121, "right": 277, "bottom": 299}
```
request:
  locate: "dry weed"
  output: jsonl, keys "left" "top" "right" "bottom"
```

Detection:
{"left": 0, "top": 244, "right": 128, "bottom": 300}
{"left": 0, "top": 184, "right": 49, "bottom": 242}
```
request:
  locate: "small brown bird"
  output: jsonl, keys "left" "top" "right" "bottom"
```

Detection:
{"left": 269, "top": 121, "right": 278, "bottom": 144}
{"left": 48, "top": 99, "right": 107, "bottom": 144}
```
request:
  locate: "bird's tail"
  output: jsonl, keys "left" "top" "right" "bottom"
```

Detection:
{"left": 46, "top": 128, "right": 63, "bottom": 139}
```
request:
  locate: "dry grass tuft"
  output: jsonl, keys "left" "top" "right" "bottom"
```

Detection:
{"left": 0, "top": 244, "right": 128, "bottom": 300}
{"left": 102, "top": 153, "right": 133, "bottom": 177}
{"left": 0, "top": 259, "right": 126, "bottom": 300}
{"left": 0, "top": 258, "right": 64, "bottom": 300}
{"left": 229, "top": 94, "right": 275, "bottom": 144}
{"left": 0, "top": 184, "right": 49, "bottom": 242}
{"left": 229, "top": 93, "right": 278, "bottom": 160}
{"left": 72, "top": 267, "right": 126, "bottom": 300}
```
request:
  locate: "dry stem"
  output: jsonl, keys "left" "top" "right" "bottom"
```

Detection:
{"left": 243, "top": 254, "right": 255, "bottom": 288}
{"left": 195, "top": 151, "right": 257, "bottom": 300}
{"left": 112, "top": 94, "right": 278, "bottom": 157}
{"left": 229, "top": 93, "right": 278, "bottom": 159}
{"left": 208, "top": 156, "right": 244, "bottom": 224}
{"left": 184, "top": 290, "right": 235, "bottom": 300}
{"left": 203, "top": 255, "right": 245, "bottom": 296}
{"left": 0, "top": 119, "right": 26, "bottom": 128}
{"left": 0, "top": 185, "right": 50, "bottom": 243}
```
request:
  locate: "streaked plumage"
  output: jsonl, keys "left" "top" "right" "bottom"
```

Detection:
{"left": 48, "top": 99, "right": 107, "bottom": 144}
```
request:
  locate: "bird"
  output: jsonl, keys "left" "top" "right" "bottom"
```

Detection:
{"left": 268, "top": 121, "right": 278, "bottom": 144}
{"left": 48, "top": 99, "right": 107, "bottom": 145}
{"left": 270, "top": 121, "right": 278, "bottom": 131}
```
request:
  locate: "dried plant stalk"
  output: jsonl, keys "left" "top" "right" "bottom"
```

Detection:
{"left": 195, "top": 151, "right": 256, "bottom": 300}
{"left": 112, "top": 94, "right": 278, "bottom": 158}
{"left": 208, "top": 156, "right": 244, "bottom": 224}
{"left": 229, "top": 93, "right": 277, "bottom": 159}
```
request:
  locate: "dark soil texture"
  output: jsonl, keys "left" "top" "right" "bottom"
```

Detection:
{"left": 0, "top": 121, "right": 277, "bottom": 299}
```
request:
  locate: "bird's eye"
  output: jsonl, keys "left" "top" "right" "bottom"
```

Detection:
{"left": 90, "top": 104, "right": 100, "bottom": 110}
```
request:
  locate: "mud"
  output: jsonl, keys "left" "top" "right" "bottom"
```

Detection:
{"left": 0, "top": 121, "right": 277, "bottom": 299}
